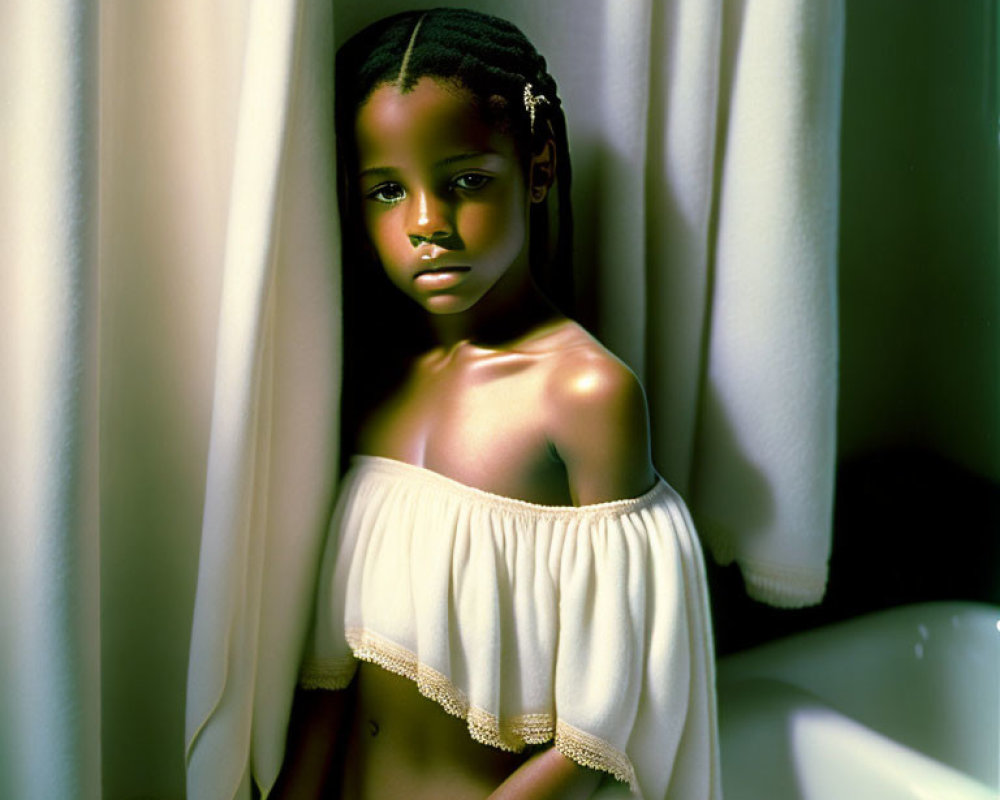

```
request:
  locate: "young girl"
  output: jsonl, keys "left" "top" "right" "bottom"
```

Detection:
{"left": 274, "top": 9, "right": 720, "bottom": 799}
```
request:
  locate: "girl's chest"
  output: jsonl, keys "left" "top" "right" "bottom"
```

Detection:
{"left": 358, "top": 357, "right": 572, "bottom": 504}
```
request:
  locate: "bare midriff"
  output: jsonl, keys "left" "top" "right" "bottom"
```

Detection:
{"left": 338, "top": 663, "right": 528, "bottom": 800}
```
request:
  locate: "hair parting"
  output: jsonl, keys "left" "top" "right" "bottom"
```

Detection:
{"left": 395, "top": 13, "right": 427, "bottom": 87}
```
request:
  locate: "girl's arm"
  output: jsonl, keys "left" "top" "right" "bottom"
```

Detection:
{"left": 546, "top": 350, "right": 655, "bottom": 506}
{"left": 489, "top": 352, "right": 654, "bottom": 799}
{"left": 270, "top": 687, "right": 351, "bottom": 799}
{"left": 487, "top": 747, "right": 603, "bottom": 800}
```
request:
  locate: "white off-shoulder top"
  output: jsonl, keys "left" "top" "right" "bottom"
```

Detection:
{"left": 300, "top": 456, "right": 721, "bottom": 800}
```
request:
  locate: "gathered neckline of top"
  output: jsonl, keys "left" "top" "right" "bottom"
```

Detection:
{"left": 348, "top": 454, "right": 667, "bottom": 516}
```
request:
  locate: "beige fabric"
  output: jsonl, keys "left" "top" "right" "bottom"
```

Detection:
{"left": 302, "top": 456, "right": 722, "bottom": 800}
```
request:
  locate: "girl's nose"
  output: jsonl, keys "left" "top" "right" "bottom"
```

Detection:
{"left": 407, "top": 190, "right": 452, "bottom": 246}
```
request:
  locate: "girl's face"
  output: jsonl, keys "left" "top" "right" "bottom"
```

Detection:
{"left": 355, "top": 77, "right": 533, "bottom": 315}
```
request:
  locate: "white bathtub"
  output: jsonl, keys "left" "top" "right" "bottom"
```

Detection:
{"left": 716, "top": 602, "right": 999, "bottom": 800}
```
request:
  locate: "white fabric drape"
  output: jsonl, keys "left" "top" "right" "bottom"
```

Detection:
{"left": 183, "top": 1, "right": 339, "bottom": 798}
{"left": 0, "top": 4, "right": 100, "bottom": 800}
{"left": 682, "top": 1, "right": 843, "bottom": 607}
{"left": 1, "top": 1, "right": 842, "bottom": 798}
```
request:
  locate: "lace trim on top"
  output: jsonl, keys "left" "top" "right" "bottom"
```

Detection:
{"left": 304, "top": 627, "right": 638, "bottom": 790}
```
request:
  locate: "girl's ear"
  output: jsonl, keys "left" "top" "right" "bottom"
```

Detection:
{"left": 529, "top": 138, "right": 556, "bottom": 203}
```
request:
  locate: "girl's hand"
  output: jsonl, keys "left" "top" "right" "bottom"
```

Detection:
{"left": 270, "top": 688, "right": 349, "bottom": 799}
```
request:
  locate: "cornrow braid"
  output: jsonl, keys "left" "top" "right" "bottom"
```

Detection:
{"left": 335, "top": 9, "right": 575, "bottom": 466}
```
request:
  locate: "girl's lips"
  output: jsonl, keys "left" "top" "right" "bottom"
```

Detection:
{"left": 413, "top": 266, "right": 470, "bottom": 290}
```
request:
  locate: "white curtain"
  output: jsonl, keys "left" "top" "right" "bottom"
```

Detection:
{"left": 183, "top": 1, "right": 340, "bottom": 798}
{"left": 1, "top": 1, "right": 842, "bottom": 798}
{"left": 0, "top": 4, "right": 100, "bottom": 799}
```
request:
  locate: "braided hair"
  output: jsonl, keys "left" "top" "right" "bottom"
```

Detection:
{"left": 336, "top": 9, "right": 575, "bottom": 460}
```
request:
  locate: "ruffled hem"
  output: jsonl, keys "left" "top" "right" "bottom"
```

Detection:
{"left": 301, "top": 627, "right": 637, "bottom": 790}
{"left": 702, "top": 525, "right": 828, "bottom": 608}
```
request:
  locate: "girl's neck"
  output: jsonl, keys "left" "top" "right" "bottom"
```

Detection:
{"left": 427, "top": 269, "right": 562, "bottom": 352}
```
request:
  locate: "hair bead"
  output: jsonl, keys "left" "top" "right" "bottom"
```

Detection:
{"left": 523, "top": 82, "right": 549, "bottom": 135}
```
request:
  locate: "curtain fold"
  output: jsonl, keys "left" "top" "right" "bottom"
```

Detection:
{"left": 0, "top": 4, "right": 100, "bottom": 799}
{"left": 643, "top": 0, "right": 722, "bottom": 493}
{"left": 97, "top": 3, "right": 247, "bottom": 796}
{"left": 184, "top": 1, "right": 338, "bottom": 799}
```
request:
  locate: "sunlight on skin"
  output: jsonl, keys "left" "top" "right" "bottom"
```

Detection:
{"left": 570, "top": 370, "right": 601, "bottom": 395}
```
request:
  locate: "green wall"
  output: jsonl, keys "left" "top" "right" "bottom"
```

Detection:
{"left": 838, "top": 0, "right": 1000, "bottom": 482}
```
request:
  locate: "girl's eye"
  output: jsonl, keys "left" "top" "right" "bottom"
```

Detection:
{"left": 452, "top": 173, "right": 491, "bottom": 192}
{"left": 366, "top": 182, "right": 405, "bottom": 204}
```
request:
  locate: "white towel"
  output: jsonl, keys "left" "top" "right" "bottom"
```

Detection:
{"left": 690, "top": 0, "right": 844, "bottom": 607}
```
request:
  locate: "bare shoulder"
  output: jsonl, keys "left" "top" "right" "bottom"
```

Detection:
{"left": 540, "top": 323, "right": 655, "bottom": 505}
{"left": 545, "top": 327, "right": 645, "bottom": 415}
